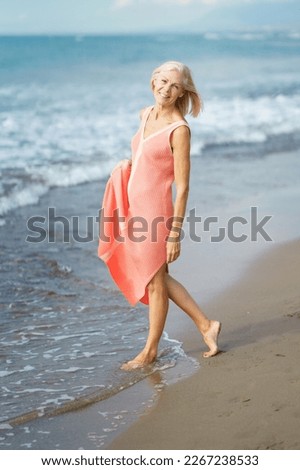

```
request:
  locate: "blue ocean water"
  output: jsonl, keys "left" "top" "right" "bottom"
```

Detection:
{"left": 1, "top": 32, "right": 300, "bottom": 448}
{"left": 0, "top": 33, "right": 300, "bottom": 219}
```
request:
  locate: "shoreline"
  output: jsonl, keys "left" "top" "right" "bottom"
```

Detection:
{"left": 1, "top": 149, "right": 300, "bottom": 449}
{"left": 109, "top": 237, "right": 300, "bottom": 450}
{"left": 2, "top": 236, "right": 299, "bottom": 449}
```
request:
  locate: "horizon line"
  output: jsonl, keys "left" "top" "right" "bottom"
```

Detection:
{"left": 0, "top": 26, "right": 299, "bottom": 37}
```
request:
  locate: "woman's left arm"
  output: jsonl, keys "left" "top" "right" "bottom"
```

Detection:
{"left": 166, "top": 125, "right": 190, "bottom": 263}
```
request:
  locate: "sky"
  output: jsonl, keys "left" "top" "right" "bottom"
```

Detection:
{"left": 0, "top": 0, "right": 299, "bottom": 35}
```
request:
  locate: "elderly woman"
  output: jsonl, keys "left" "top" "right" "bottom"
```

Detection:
{"left": 99, "top": 61, "right": 221, "bottom": 370}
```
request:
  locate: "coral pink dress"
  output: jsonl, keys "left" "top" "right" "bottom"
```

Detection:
{"left": 98, "top": 106, "right": 189, "bottom": 306}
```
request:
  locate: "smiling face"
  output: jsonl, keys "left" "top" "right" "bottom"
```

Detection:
{"left": 152, "top": 69, "right": 184, "bottom": 108}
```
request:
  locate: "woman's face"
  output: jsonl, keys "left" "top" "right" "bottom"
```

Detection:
{"left": 152, "top": 69, "right": 184, "bottom": 107}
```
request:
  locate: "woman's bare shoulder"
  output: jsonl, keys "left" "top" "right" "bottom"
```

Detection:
{"left": 139, "top": 108, "right": 146, "bottom": 120}
{"left": 172, "top": 123, "right": 190, "bottom": 138}
{"left": 139, "top": 106, "right": 152, "bottom": 120}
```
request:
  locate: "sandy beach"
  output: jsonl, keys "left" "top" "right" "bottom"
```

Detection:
{"left": 3, "top": 230, "right": 299, "bottom": 450}
{"left": 109, "top": 237, "right": 300, "bottom": 450}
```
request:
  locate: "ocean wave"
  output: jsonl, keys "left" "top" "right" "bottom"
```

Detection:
{"left": 288, "top": 32, "right": 300, "bottom": 40}
{"left": 203, "top": 30, "right": 300, "bottom": 42}
{"left": 0, "top": 162, "right": 112, "bottom": 216}
{"left": 203, "top": 32, "right": 267, "bottom": 41}
{"left": 1, "top": 82, "right": 300, "bottom": 219}
{"left": 191, "top": 93, "right": 300, "bottom": 149}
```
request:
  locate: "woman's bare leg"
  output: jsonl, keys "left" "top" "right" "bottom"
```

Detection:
{"left": 121, "top": 264, "right": 169, "bottom": 370}
{"left": 165, "top": 273, "right": 221, "bottom": 357}
{"left": 121, "top": 266, "right": 221, "bottom": 369}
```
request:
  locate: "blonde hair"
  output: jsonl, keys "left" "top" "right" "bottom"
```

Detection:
{"left": 150, "top": 61, "right": 202, "bottom": 117}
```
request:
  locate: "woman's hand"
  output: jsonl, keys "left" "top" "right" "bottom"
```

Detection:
{"left": 110, "top": 159, "right": 132, "bottom": 176}
{"left": 166, "top": 235, "right": 181, "bottom": 263}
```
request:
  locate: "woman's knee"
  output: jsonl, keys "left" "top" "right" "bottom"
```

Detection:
{"left": 147, "top": 265, "right": 167, "bottom": 295}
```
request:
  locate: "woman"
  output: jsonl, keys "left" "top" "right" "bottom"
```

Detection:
{"left": 99, "top": 61, "right": 221, "bottom": 370}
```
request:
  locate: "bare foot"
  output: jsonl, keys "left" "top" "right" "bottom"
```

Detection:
{"left": 121, "top": 350, "right": 156, "bottom": 371}
{"left": 202, "top": 320, "right": 221, "bottom": 358}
